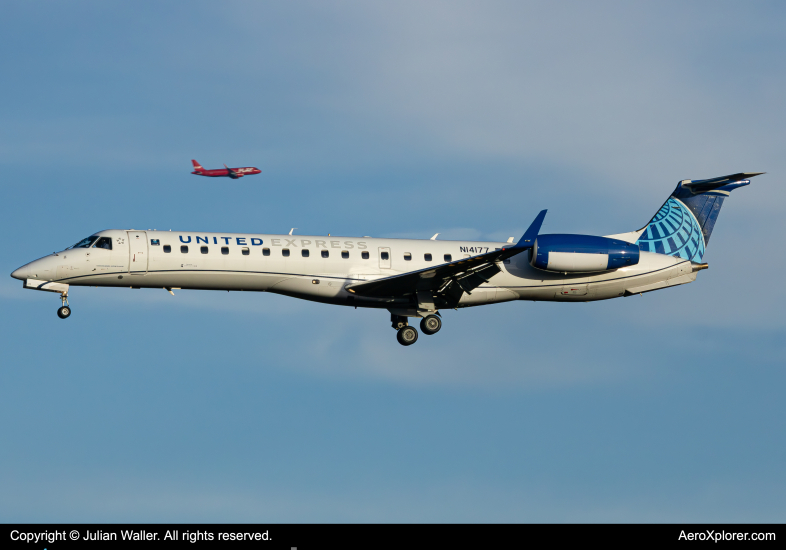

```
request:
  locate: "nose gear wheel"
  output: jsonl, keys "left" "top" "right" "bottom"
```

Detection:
{"left": 57, "top": 292, "right": 71, "bottom": 319}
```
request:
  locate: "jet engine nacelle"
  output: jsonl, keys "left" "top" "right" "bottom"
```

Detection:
{"left": 530, "top": 234, "right": 640, "bottom": 273}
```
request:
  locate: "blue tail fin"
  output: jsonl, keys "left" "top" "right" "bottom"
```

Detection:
{"left": 636, "top": 172, "right": 763, "bottom": 262}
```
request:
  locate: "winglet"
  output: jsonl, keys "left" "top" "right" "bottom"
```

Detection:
{"left": 514, "top": 209, "right": 547, "bottom": 249}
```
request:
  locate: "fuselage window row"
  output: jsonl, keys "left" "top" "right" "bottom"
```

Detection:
{"left": 156, "top": 244, "right": 400, "bottom": 261}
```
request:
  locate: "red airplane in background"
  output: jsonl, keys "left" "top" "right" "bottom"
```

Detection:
{"left": 191, "top": 160, "right": 261, "bottom": 179}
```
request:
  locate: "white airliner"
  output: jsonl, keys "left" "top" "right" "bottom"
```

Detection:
{"left": 11, "top": 172, "right": 760, "bottom": 345}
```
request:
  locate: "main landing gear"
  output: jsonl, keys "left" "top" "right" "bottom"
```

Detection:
{"left": 420, "top": 314, "right": 442, "bottom": 335}
{"left": 391, "top": 313, "right": 442, "bottom": 346}
{"left": 396, "top": 325, "right": 418, "bottom": 346}
{"left": 57, "top": 292, "right": 71, "bottom": 319}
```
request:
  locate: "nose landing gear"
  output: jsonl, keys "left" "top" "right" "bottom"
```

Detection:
{"left": 56, "top": 292, "right": 71, "bottom": 319}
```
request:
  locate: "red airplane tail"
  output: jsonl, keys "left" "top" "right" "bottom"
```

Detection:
{"left": 191, "top": 159, "right": 204, "bottom": 171}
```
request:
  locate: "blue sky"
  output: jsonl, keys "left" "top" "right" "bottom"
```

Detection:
{"left": 1, "top": 1, "right": 784, "bottom": 521}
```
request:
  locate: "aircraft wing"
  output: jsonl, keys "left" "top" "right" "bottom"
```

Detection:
{"left": 346, "top": 210, "right": 546, "bottom": 307}
{"left": 224, "top": 164, "right": 242, "bottom": 178}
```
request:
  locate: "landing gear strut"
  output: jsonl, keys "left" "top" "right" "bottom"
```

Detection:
{"left": 391, "top": 314, "right": 408, "bottom": 330}
{"left": 57, "top": 292, "right": 71, "bottom": 319}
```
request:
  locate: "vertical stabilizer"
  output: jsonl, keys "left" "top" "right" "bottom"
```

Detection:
{"left": 635, "top": 173, "right": 762, "bottom": 262}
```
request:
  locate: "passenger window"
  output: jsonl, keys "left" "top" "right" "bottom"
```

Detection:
{"left": 201, "top": 246, "right": 209, "bottom": 254}
{"left": 163, "top": 245, "right": 171, "bottom": 253}
{"left": 341, "top": 251, "right": 349, "bottom": 259}
{"left": 181, "top": 245, "right": 189, "bottom": 253}
{"left": 321, "top": 250, "right": 329, "bottom": 258}
{"left": 263, "top": 248, "right": 270, "bottom": 256}
{"left": 92, "top": 237, "right": 113, "bottom": 250}
{"left": 302, "top": 249, "right": 309, "bottom": 257}
{"left": 221, "top": 247, "right": 229, "bottom": 255}
{"left": 362, "top": 251, "right": 369, "bottom": 260}
{"left": 404, "top": 253, "right": 411, "bottom": 261}
{"left": 424, "top": 253, "right": 432, "bottom": 261}
{"left": 444, "top": 254, "right": 452, "bottom": 262}
{"left": 381, "top": 251, "right": 389, "bottom": 260}
{"left": 242, "top": 247, "right": 249, "bottom": 256}
{"left": 150, "top": 239, "right": 160, "bottom": 246}
{"left": 282, "top": 249, "right": 290, "bottom": 257}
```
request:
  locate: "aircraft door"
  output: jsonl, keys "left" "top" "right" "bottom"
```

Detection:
{"left": 379, "top": 247, "right": 391, "bottom": 269}
{"left": 128, "top": 231, "right": 148, "bottom": 274}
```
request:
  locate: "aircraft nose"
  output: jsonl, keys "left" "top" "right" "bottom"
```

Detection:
{"left": 11, "top": 266, "right": 28, "bottom": 280}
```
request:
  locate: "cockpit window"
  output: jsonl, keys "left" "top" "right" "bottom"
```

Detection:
{"left": 69, "top": 236, "right": 99, "bottom": 249}
{"left": 92, "top": 237, "right": 113, "bottom": 250}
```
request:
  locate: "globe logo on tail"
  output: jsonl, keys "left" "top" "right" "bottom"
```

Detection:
{"left": 636, "top": 197, "right": 705, "bottom": 262}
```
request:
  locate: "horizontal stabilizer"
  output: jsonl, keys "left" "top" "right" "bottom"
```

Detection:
{"left": 682, "top": 172, "right": 764, "bottom": 194}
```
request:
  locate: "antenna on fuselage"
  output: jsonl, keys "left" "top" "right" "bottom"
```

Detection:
{"left": 430, "top": 233, "right": 439, "bottom": 240}
{"left": 289, "top": 228, "right": 297, "bottom": 235}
